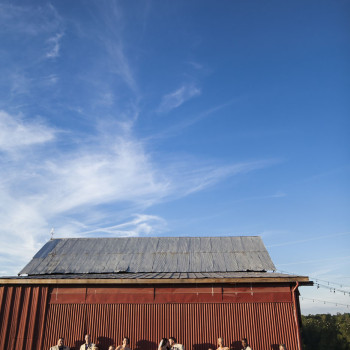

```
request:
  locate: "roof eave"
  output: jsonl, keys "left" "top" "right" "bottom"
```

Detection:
{"left": 0, "top": 276, "right": 312, "bottom": 285}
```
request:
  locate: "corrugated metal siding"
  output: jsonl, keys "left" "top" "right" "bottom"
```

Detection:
{"left": 0, "top": 285, "right": 48, "bottom": 350}
{"left": 0, "top": 285, "right": 301, "bottom": 350}
{"left": 41, "top": 302, "right": 299, "bottom": 350}
{"left": 20, "top": 236, "right": 276, "bottom": 276}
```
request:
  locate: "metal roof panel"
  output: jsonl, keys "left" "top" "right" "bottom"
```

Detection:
{"left": 19, "top": 236, "right": 276, "bottom": 275}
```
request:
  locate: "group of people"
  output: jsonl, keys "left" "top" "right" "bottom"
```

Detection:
{"left": 49, "top": 334, "right": 131, "bottom": 350}
{"left": 50, "top": 334, "right": 287, "bottom": 350}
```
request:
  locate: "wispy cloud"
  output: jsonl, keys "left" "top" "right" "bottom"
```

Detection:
{"left": 10, "top": 72, "right": 32, "bottom": 96}
{"left": 46, "top": 32, "right": 64, "bottom": 58}
{"left": 0, "top": 110, "right": 56, "bottom": 152}
{"left": 105, "top": 39, "right": 138, "bottom": 93}
{"left": 147, "top": 99, "right": 237, "bottom": 141}
{"left": 0, "top": 3, "right": 62, "bottom": 36}
{"left": 187, "top": 61, "right": 204, "bottom": 70}
{"left": 171, "top": 159, "right": 277, "bottom": 196}
{"left": 277, "top": 255, "right": 350, "bottom": 266}
{"left": 94, "top": 1, "right": 139, "bottom": 94}
{"left": 0, "top": 110, "right": 274, "bottom": 275}
{"left": 157, "top": 84, "right": 201, "bottom": 113}
{"left": 80, "top": 214, "right": 167, "bottom": 236}
{"left": 267, "top": 231, "right": 350, "bottom": 248}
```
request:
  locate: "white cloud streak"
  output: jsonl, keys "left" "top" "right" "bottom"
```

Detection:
{"left": 267, "top": 231, "right": 350, "bottom": 248}
{"left": 0, "top": 3, "right": 62, "bottom": 36}
{"left": 80, "top": 214, "right": 167, "bottom": 236}
{"left": 46, "top": 32, "right": 63, "bottom": 58}
{"left": 157, "top": 84, "right": 201, "bottom": 113}
{"left": 0, "top": 111, "right": 273, "bottom": 275}
{"left": 0, "top": 110, "right": 56, "bottom": 152}
{"left": 105, "top": 39, "right": 138, "bottom": 93}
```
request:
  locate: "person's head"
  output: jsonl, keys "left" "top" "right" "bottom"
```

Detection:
{"left": 57, "top": 338, "right": 64, "bottom": 346}
{"left": 160, "top": 338, "right": 169, "bottom": 348}
{"left": 123, "top": 337, "right": 130, "bottom": 346}
{"left": 217, "top": 338, "right": 224, "bottom": 346}
{"left": 108, "top": 346, "right": 115, "bottom": 350}
{"left": 169, "top": 337, "right": 177, "bottom": 346}
{"left": 241, "top": 339, "right": 248, "bottom": 348}
{"left": 279, "top": 345, "right": 286, "bottom": 350}
{"left": 85, "top": 334, "right": 91, "bottom": 344}
{"left": 208, "top": 348, "right": 214, "bottom": 350}
{"left": 92, "top": 346, "right": 99, "bottom": 350}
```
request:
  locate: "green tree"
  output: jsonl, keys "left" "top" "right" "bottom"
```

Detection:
{"left": 301, "top": 313, "right": 350, "bottom": 350}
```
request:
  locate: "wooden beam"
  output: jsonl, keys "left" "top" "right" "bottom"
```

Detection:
{"left": 0, "top": 276, "right": 312, "bottom": 285}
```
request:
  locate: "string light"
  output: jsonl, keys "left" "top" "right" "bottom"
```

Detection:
{"left": 301, "top": 297, "right": 350, "bottom": 308}
{"left": 310, "top": 282, "right": 350, "bottom": 296}
{"left": 276, "top": 269, "right": 350, "bottom": 295}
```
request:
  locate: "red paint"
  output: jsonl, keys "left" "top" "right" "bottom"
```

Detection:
{"left": 0, "top": 284, "right": 303, "bottom": 350}
{"left": 0, "top": 286, "right": 49, "bottom": 350}
{"left": 292, "top": 282, "right": 302, "bottom": 350}
{"left": 48, "top": 285, "right": 293, "bottom": 304}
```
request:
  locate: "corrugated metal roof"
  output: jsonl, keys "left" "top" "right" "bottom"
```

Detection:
{"left": 19, "top": 236, "right": 276, "bottom": 276}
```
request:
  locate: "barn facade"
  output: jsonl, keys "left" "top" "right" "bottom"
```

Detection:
{"left": 0, "top": 236, "right": 310, "bottom": 350}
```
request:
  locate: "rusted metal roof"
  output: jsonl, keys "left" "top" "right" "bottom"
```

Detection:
{"left": 19, "top": 236, "right": 276, "bottom": 276}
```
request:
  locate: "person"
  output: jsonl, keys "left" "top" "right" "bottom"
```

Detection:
{"left": 169, "top": 337, "right": 184, "bottom": 350}
{"left": 50, "top": 337, "right": 70, "bottom": 350}
{"left": 109, "top": 346, "right": 116, "bottom": 350}
{"left": 116, "top": 337, "right": 131, "bottom": 350}
{"left": 92, "top": 347, "right": 99, "bottom": 350}
{"left": 80, "top": 334, "right": 95, "bottom": 350}
{"left": 216, "top": 337, "right": 229, "bottom": 350}
{"left": 279, "top": 345, "right": 286, "bottom": 350}
{"left": 241, "top": 338, "right": 251, "bottom": 350}
{"left": 158, "top": 338, "right": 170, "bottom": 350}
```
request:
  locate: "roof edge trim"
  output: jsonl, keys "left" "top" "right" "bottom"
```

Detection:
{"left": 0, "top": 276, "right": 312, "bottom": 285}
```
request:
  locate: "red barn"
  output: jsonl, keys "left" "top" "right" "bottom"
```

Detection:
{"left": 0, "top": 236, "right": 310, "bottom": 350}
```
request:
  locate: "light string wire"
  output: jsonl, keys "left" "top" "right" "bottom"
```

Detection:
{"left": 275, "top": 269, "right": 350, "bottom": 295}
{"left": 300, "top": 296, "right": 350, "bottom": 308}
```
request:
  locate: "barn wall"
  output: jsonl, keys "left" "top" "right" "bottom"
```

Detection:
{"left": 0, "top": 284, "right": 301, "bottom": 350}
{"left": 0, "top": 285, "right": 48, "bottom": 350}
{"left": 48, "top": 284, "right": 293, "bottom": 304}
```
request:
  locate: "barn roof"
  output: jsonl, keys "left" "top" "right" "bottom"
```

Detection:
{"left": 19, "top": 236, "right": 276, "bottom": 276}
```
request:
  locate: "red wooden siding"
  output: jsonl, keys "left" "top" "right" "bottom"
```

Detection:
{"left": 0, "top": 284, "right": 301, "bottom": 350}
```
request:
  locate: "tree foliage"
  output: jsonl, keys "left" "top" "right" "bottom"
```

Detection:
{"left": 301, "top": 313, "right": 350, "bottom": 350}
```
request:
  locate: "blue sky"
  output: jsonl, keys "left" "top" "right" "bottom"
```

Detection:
{"left": 0, "top": 0, "right": 349, "bottom": 314}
